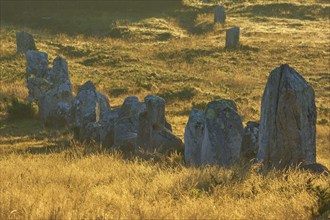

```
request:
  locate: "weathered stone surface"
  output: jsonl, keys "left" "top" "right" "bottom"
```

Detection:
{"left": 257, "top": 64, "right": 317, "bottom": 168}
{"left": 38, "top": 81, "right": 73, "bottom": 128}
{"left": 201, "top": 100, "right": 243, "bottom": 166}
{"left": 114, "top": 96, "right": 146, "bottom": 152}
{"left": 36, "top": 56, "right": 73, "bottom": 127}
{"left": 184, "top": 109, "right": 205, "bottom": 166}
{"left": 240, "top": 121, "right": 259, "bottom": 162}
{"left": 214, "top": 6, "right": 226, "bottom": 24}
{"left": 16, "top": 31, "right": 36, "bottom": 54}
{"left": 137, "top": 95, "right": 183, "bottom": 153}
{"left": 27, "top": 77, "right": 53, "bottom": 102}
{"left": 100, "top": 109, "right": 119, "bottom": 148}
{"left": 26, "top": 51, "right": 49, "bottom": 79}
{"left": 225, "top": 27, "right": 240, "bottom": 49}
{"left": 71, "top": 81, "right": 110, "bottom": 140}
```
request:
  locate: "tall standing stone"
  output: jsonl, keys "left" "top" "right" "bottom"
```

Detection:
{"left": 214, "top": 6, "right": 226, "bottom": 24}
{"left": 184, "top": 109, "right": 205, "bottom": 166}
{"left": 257, "top": 64, "right": 317, "bottom": 168}
{"left": 201, "top": 100, "right": 243, "bottom": 166}
{"left": 16, "top": 31, "right": 36, "bottom": 54}
{"left": 225, "top": 27, "right": 240, "bottom": 49}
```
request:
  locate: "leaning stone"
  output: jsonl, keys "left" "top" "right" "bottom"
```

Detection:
{"left": 214, "top": 6, "right": 226, "bottom": 24}
{"left": 257, "top": 64, "right": 317, "bottom": 168}
{"left": 184, "top": 109, "right": 205, "bottom": 166}
{"left": 16, "top": 31, "right": 36, "bottom": 54}
{"left": 240, "top": 121, "right": 259, "bottom": 162}
{"left": 201, "top": 100, "right": 243, "bottom": 166}
{"left": 26, "top": 51, "right": 49, "bottom": 78}
{"left": 225, "top": 27, "right": 240, "bottom": 49}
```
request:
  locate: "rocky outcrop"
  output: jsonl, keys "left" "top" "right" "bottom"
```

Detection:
{"left": 257, "top": 64, "right": 317, "bottom": 168}
{"left": 16, "top": 31, "right": 36, "bottom": 54}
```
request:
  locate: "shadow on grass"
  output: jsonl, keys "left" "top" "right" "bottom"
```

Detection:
{"left": 1, "top": 0, "right": 215, "bottom": 36}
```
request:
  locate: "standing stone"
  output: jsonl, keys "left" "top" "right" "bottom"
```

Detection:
{"left": 26, "top": 50, "right": 49, "bottom": 79}
{"left": 37, "top": 56, "right": 73, "bottom": 127}
{"left": 184, "top": 109, "right": 205, "bottom": 166}
{"left": 137, "top": 95, "right": 183, "bottom": 153}
{"left": 114, "top": 96, "right": 146, "bottom": 152}
{"left": 225, "top": 27, "right": 240, "bottom": 49}
{"left": 16, "top": 31, "right": 36, "bottom": 54}
{"left": 257, "top": 64, "right": 317, "bottom": 168}
{"left": 214, "top": 6, "right": 226, "bottom": 24}
{"left": 240, "top": 121, "right": 259, "bottom": 162}
{"left": 201, "top": 100, "right": 243, "bottom": 166}
{"left": 71, "top": 81, "right": 110, "bottom": 140}
{"left": 100, "top": 109, "right": 119, "bottom": 148}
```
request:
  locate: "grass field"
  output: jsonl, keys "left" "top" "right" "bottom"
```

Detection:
{"left": 0, "top": 0, "right": 329, "bottom": 219}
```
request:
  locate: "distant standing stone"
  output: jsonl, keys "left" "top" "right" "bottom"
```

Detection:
{"left": 257, "top": 64, "right": 317, "bottom": 168}
{"left": 16, "top": 31, "right": 36, "bottom": 54}
{"left": 225, "top": 27, "right": 240, "bottom": 49}
{"left": 214, "top": 6, "right": 226, "bottom": 24}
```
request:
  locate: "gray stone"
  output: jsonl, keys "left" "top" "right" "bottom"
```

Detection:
{"left": 201, "top": 100, "right": 243, "bottom": 166}
{"left": 240, "top": 121, "right": 259, "bottom": 162}
{"left": 257, "top": 64, "right": 317, "bottom": 168}
{"left": 27, "top": 77, "right": 53, "bottom": 102}
{"left": 100, "top": 109, "right": 119, "bottom": 148}
{"left": 225, "top": 27, "right": 240, "bottom": 49}
{"left": 184, "top": 109, "right": 205, "bottom": 166}
{"left": 71, "top": 81, "right": 110, "bottom": 140}
{"left": 114, "top": 96, "right": 146, "bottom": 152}
{"left": 16, "top": 31, "right": 36, "bottom": 54}
{"left": 137, "top": 95, "right": 183, "bottom": 153}
{"left": 26, "top": 51, "right": 49, "bottom": 79}
{"left": 36, "top": 56, "right": 73, "bottom": 128}
{"left": 214, "top": 6, "right": 226, "bottom": 24}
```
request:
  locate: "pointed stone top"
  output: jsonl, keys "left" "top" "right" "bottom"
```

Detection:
{"left": 79, "top": 81, "right": 96, "bottom": 92}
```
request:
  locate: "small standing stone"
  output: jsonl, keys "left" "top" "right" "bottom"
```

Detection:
{"left": 240, "top": 121, "right": 259, "bottom": 162}
{"left": 257, "top": 64, "right": 317, "bottom": 168}
{"left": 214, "top": 6, "right": 226, "bottom": 24}
{"left": 225, "top": 27, "right": 240, "bottom": 49}
{"left": 16, "top": 31, "right": 36, "bottom": 54}
{"left": 184, "top": 109, "right": 205, "bottom": 166}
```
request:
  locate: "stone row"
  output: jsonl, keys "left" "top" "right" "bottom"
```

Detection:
{"left": 25, "top": 50, "right": 183, "bottom": 154}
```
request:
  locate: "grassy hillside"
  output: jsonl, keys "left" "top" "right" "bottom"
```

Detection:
{"left": 0, "top": 0, "right": 329, "bottom": 219}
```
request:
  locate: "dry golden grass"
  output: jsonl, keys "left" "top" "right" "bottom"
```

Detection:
{"left": 0, "top": 0, "right": 329, "bottom": 219}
